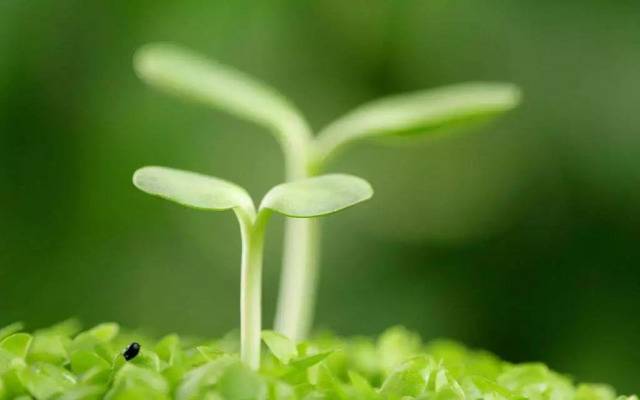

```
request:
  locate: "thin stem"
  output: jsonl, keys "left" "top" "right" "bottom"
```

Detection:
{"left": 274, "top": 218, "right": 320, "bottom": 341}
{"left": 274, "top": 139, "right": 329, "bottom": 341}
{"left": 237, "top": 211, "right": 269, "bottom": 370}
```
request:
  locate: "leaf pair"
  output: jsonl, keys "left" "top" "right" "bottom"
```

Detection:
{"left": 133, "top": 166, "right": 373, "bottom": 223}
{"left": 134, "top": 43, "right": 521, "bottom": 170}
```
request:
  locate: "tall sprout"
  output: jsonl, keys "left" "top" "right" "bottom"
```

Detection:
{"left": 134, "top": 43, "right": 521, "bottom": 341}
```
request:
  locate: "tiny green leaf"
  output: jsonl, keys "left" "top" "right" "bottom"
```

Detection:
{"left": 85, "top": 323, "right": 119, "bottom": 343}
{"left": 28, "top": 335, "right": 69, "bottom": 365}
{"left": 133, "top": 166, "right": 255, "bottom": 219}
{"left": 70, "top": 350, "right": 111, "bottom": 375}
{"left": 259, "top": 174, "right": 373, "bottom": 218}
{"left": 576, "top": 384, "right": 617, "bottom": 400}
{"left": 379, "top": 356, "right": 432, "bottom": 398}
{"left": 107, "top": 363, "right": 169, "bottom": 398}
{"left": 0, "top": 322, "right": 24, "bottom": 342}
{"left": 130, "top": 350, "right": 161, "bottom": 372}
{"left": 217, "top": 362, "right": 267, "bottom": 400}
{"left": 134, "top": 43, "right": 310, "bottom": 144}
{"left": 377, "top": 326, "right": 422, "bottom": 375}
{"left": 35, "top": 319, "right": 82, "bottom": 338}
{"left": 348, "top": 370, "right": 381, "bottom": 400}
{"left": 56, "top": 385, "right": 105, "bottom": 400}
{"left": 261, "top": 331, "right": 298, "bottom": 364}
{"left": 289, "top": 351, "right": 333, "bottom": 371}
{"left": 155, "top": 334, "right": 180, "bottom": 365}
{"left": 313, "top": 82, "right": 521, "bottom": 163}
{"left": 196, "top": 346, "right": 224, "bottom": 362}
{"left": 70, "top": 323, "right": 119, "bottom": 353}
{"left": 176, "top": 356, "right": 236, "bottom": 400}
{"left": 0, "top": 334, "right": 33, "bottom": 359}
{"left": 17, "top": 363, "right": 76, "bottom": 399}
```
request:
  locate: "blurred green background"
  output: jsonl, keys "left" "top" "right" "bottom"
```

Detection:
{"left": 1, "top": 0, "right": 639, "bottom": 393}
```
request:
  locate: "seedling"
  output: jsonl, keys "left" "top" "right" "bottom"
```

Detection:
{"left": 132, "top": 166, "right": 372, "bottom": 369}
{"left": 134, "top": 43, "right": 521, "bottom": 340}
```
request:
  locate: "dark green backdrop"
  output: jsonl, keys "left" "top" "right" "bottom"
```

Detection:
{"left": 1, "top": 0, "right": 639, "bottom": 393}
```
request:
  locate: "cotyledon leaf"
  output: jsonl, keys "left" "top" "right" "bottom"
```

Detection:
{"left": 133, "top": 166, "right": 255, "bottom": 220}
{"left": 259, "top": 174, "right": 373, "bottom": 218}
{"left": 313, "top": 82, "right": 522, "bottom": 163}
{"left": 134, "top": 43, "right": 311, "bottom": 145}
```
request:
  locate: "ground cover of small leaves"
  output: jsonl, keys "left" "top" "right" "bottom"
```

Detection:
{"left": 0, "top": 321, "right": 635, "bottom": 400}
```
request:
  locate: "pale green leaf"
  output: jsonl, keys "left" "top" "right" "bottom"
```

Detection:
{"left": 261, "top": 331, "right": 298, "bottom": 364}
{"left": 0, "top": 333, "right": 32, "bottom": 359}
{"left": 34, "top": 319, "right": 82, "bottom": 338}
{"left": 155, "top": 334, "right": 180, "bottom": 365}
{"left": 217, "top": 362, "right": 267, "bottom": 400}
{"left": 575, "top": 384, "right": 616, "bottom": 400}
{"left": 18, "top": 362, "right": 76, "bottom": 399}
{"left": 377, "top": 326, "right": 422, "bottom": 375}
{"left": 134, "top": 43, "right": 310, "bottom": 145}
{"left": 348, "top": 371, "right": 381, "bottom": 400}
{"left": 56, "top": 385, "right": 105, "bottom": 400}
{"left": 113, "top": 363, "right": 168, "bottom": 392}
{"left": 85, "top": 323, "right": 119, "bottom": 343}
{"left": 70, "top": 323, "right": 119, "bottom": 353}
{"left": 133, "top": 166, "right": 255, "bottom": 219}
{"left": 176, "top": 356, "right": 236, "bottom": 400}
{"left": 259, "top": 174, "right": 373, "bottom": 218}
{"left": 196, "top": 346, "right": 224, "bottom": 362}
{"left": 28, "top": 334, "right": 69, "bottom": 365}
{"left": 0, "top": 322, "right": 24, "bottom": 342}
{"left": 379, "top": 356, "right": 432, "bottom": 398}
{"left": 314, "top": 82, "right": 521, "bottom": 163}
{"left": 288, "top": 351, "right": 333, "bottom": 371}
{"left": 70, "top": 350, "right": 111, "bottom": 375}
{"left": 131, "top": 349, "right": 161, "bottom": 372}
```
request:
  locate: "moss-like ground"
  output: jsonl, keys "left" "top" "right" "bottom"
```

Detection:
{"left": 0, "top": 321, "right": 635, "bottom": 400}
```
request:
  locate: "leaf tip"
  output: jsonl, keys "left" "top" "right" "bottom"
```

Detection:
{"left": 132, "top": 165, "right": 158, "bottom": 192}
{"left": 133, "top": 42, "right": 182, "bottom": 82}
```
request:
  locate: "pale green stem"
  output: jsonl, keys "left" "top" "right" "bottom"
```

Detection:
{"left": 273, "top": 120, "right": 322, "bottom": 341}
{"left": 274, "top": 218, "right": 320, "bottom": 341}
{"left": 274, "top": 139, "right": 332, "bottom": 341}
{"left": 237, "top": 211, "right": 269, "bottom": 370}
{"left": 273, "top": 119, "right": 342, "bottom": 341}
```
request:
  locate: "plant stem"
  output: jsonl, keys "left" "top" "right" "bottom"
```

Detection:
{"left": 238, "top": 211, "right": 268, "bottom": 370}
{"left": 274, "top": 140, "right": 329, "bottom": 341}
{"left": 274, "top": 218, "right": 320, "bottom": 341}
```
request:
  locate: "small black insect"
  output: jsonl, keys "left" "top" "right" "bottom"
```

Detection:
{"left": 123, "top": 342, "right": 141, "bottom": 361}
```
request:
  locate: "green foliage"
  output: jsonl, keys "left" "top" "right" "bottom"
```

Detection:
{"left": 133, "top": 42, "right": 520, "bottom": 171}
{"left": 0, "top": 321, "right": 634, "bottom": 400}
{"left": 312, "top": 82, "right": 522, "bottom": 165}
{"left": 133, "top": 167, "right": 256, "bottom": 218}
{"left": 133, "top": 43, "right": 311, "bottom": 158}
{"left": 260, "top": 332, "right": 297, "bottom": 365}
{"left": 134, "top": 43, "right": 309, "bottom": 139}
{"left": 260, "top": 174, "right": 373, "bottom": 218}
{"left": 133, "top": 167, "right": 372, "bottom": 221}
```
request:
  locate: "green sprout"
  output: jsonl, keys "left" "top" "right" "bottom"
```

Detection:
{"left": 132, "top": 166, "right": 372, "bottom": 369}
{"left": 134, "top": 43, "right": 521, "bottom": 340}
